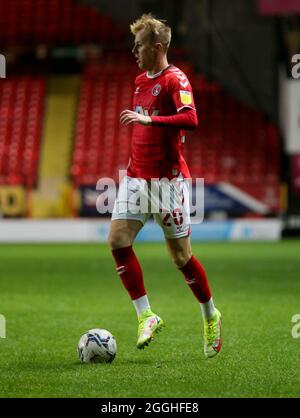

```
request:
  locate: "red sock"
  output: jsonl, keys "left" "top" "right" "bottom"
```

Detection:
{"left": 179, "top": 256, "right": 212, "bottom": 303}
{"left": 112, "top": 246, "right": 146, "bottom": 300}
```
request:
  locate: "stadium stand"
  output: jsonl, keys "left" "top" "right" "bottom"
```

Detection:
{"left": 30, "top": 75, "right": 80, "bottom": 218}
{"left": 0, "top": 0, "right": 124, "bottom": 45}
{"left": 186, "top": 74, "right": 279, "bottom": 186}
{"left": 72, "top": 54, "right": 138, "bottom": 185}
{"left": 0, "top": 75, "right": 46, "bottom": 187}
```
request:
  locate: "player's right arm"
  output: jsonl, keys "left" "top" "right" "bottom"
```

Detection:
{"left": 120, "top": 109, "right": 152, "bottom": 126}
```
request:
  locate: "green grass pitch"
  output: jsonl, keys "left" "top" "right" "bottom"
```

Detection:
{"left": 0, "top": 240, "right": 299, "bottom": 398}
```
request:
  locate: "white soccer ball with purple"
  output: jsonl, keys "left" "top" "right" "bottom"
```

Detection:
{"left": 77, "top": 329, "right": 117, "bottom": 363}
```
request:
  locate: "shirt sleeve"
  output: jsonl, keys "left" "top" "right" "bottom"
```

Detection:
{"left": 168, "top": 71, "right": 196, "bottom": 113}
{"left": 151, "top": 109, "right": 198, "bottom": 130}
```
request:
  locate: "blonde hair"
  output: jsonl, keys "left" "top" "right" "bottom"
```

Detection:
{"left": 130, "top": 13, "right": 171, "bottom": 50}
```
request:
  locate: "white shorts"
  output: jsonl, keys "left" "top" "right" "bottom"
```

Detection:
{"left": 112, "top": 175, "right": 191, "bottom": 239}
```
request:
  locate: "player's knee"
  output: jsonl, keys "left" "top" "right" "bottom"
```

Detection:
{"left": 107, "top": 231, "right": 121, "bottom": 250}
{"left": 108, "top": 229, "right": 132, "bottom": 251}
{"left": 171, "top": 250, "right": 192, "bottom": 268}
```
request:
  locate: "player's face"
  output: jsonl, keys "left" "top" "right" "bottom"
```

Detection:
{"left": 132, "top": 29, "right": 156, "bottom": 71}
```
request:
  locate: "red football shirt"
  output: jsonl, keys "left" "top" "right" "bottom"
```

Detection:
{"left": 127, "top": 65, "right": 197, "bottom": 180}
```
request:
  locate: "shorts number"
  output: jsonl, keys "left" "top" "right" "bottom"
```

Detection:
{"left": 163, "top": 210, "right": 183, "bottom": 227}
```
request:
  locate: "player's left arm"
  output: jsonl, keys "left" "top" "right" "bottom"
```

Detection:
{"left": 119, "top": 107, "right": 197, "bottom": 129}
{"left": 150, "top": 107, "right": 198, "bottom": 130}
{"left": 149, "top": 73, "right": 198, "bottom": 130}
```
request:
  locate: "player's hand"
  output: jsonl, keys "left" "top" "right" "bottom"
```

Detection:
{"left": 120, "top": 110, "right": 152, "bottom": 126}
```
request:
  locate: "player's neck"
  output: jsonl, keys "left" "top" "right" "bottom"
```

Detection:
{"left": 147, "top": 58, "right": 169, "bottom": 76}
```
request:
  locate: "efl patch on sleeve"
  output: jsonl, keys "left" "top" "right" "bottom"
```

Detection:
{"left": 179, "top": 90, "right": 192, "bottom": 105}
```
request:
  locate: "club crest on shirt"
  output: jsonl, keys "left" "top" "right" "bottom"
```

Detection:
{"left": 152, "top": 84, "right": 161, "bottom": 96}
{"left": 180, "top": 90, "right": 192, "bottom": 105}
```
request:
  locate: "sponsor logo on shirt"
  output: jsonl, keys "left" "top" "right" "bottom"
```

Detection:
{"left": 134, "top": 106, "right": 160, "bottom": 116}
{"left": 152, "top": 84, "right": 161, "bottom": 96}
{"left": 179, "top": 90, "right": 192, "bottom": 105}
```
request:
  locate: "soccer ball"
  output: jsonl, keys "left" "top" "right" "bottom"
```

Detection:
{"left": 77, "top": 328, "right": 117, "bottom": 363}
